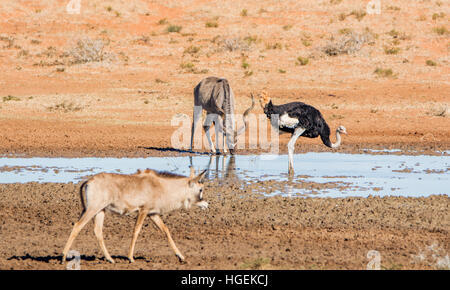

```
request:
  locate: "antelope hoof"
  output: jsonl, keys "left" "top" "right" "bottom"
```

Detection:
{"left": 176, "top": 254, "right": 186, "bottom": 263}
{"left": 128, "top": 257, "right": 135, "bottom": 263}
{"left": 107, "top": 257, "right": 115, "bottom": 264}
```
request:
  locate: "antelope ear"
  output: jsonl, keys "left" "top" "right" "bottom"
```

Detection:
{"left": 194, "top": 169, "right": 207, "bottom": 182}
{"left": 189, "top": 170, "right": 207, "bottom": 187}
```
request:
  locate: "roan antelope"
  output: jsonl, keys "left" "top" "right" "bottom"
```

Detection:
{"left": 190, "top": 76, "right": 255, "bottom": 155}
{"left": 62, "top": 168, "right": 208, "bottom": 264}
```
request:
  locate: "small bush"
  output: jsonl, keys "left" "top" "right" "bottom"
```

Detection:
{"left": 184, "top": 46, "right": 200, "bottom": 54}
{"left": 241, "top": 60, "right": 250, "bottom": 69}
{"left": 266, "top": 42, "right": 282, "bottom": 50}
{"left": 426, "top": 60, "right": 437, "bottom": 66}
{"left": 296, "top": 56, "right": 309, "bottom": 66}
{"left": 323, "top": 31, "right": 375, "bottom": 56}
{"left": 3, "top": 95, "right": 20, "bottom": 102}
{"left": 427, "top": 104, "right": 448, "bottom": 117}
{"left": 339, "top": 28, "right": 353, "bottom": 35}
{"left": 374, "top": 67, "right": 394, "bottom": 77}
{"left": 384, "top": 46, "right": 401, "bottom": 55}
{"left": 221, "top": 37, "right": 250, "bottom": 52}
{"left": 432, "top": 12, "right": 445, "bottom": 20}
{"left": 349, "top": 10, "right": 366, "bottom": 21}
{"left": 133, "top": 35, "right": 151, "bottom": 45}
{"left": 48, "top": 101, "right": 82, "bottom": 113}
{"left": 158, "top": 18, "right": 168, "bottom": 25}
{"left": 387, "top": 6, "right": 401, "bottom": 11}
{"left": 241, "top": 9, "right": 248, "bottom": 17}
{"left": 155, "top": 78, "right": 168, "bottom": 84}
{"left": 244, "top": 35, "right": 258, "bottom": 45}
{"left": 180, "top": 62, "right": 208, "bottom": 74}
{"left": 302, "top": 39, "right": 312, "bottom": 47}
{"left": 433, "top": 26, "right": 449, "bottom": 35}
{"left": 205, "top": 21, "right": 218, "bottom": 28}
{"left": 167, "top": 25, "right": 182, "bottom": 33}
{"left": 69, "top": 38, "right": 111, "bottom": 64}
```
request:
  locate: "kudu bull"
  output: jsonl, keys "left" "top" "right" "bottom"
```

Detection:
{"left": 62, "top": 169, "right": 208, "bottom": 264}
{"left": 190, "top": 77, "right": 255, "bottom": 155}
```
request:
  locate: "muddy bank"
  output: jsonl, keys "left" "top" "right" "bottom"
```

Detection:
{"left": 0, "top": 181, "right": 448, "bottom": 270}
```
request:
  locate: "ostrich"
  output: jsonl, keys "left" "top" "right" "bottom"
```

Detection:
{"left": 258, "top": 92, "right": 347, "bottom": 175}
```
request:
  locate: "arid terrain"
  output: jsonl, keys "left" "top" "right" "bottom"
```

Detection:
{"left": 0, "top": 182, "right": 448, "bottom": 270}
{"left": 0, "top": 0, "right": 449, "bottom": 269}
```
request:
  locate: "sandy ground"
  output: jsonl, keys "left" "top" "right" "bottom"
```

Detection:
{"left": 0, "top": 181, "right": 448, "bottom": 270}
{"left": 0, "top": 0, "right": 449, "bottom": 157}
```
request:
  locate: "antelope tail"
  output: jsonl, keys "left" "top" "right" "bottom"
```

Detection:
{"left": 79, "top": 180, "right": 89, "bottom": 216}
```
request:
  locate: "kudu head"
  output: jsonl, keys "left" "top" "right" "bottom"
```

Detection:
{"left": 215, "top": 94, "right": 255, "bottom": 154}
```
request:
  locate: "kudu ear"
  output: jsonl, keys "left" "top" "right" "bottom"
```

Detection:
{"left": 189, "top": 170, "right": 208, "bottom": 187}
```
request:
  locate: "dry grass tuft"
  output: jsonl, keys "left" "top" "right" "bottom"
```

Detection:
{"left": 323, "top": 31, "right": 375, "bottom": 56}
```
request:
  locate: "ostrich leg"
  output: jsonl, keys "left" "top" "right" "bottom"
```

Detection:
{"left": 287, "top": 128, "right": 305, "bottom": 175}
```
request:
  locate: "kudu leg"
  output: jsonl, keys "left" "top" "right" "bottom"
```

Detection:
{"left": 217, "top": 116, "right": 227, "bottom": 155}
{"left": 128, "top": 208, "right": 149, "bottom": 263}
{"left": 150, "top": 214, "right": 185, "bottom": 262}
{"left": 203, "top": 114, "right": 216, "bottom": 154}
{"left": 62, "top": 208, "right": 101, "bottom": 263}
{"left": 93, "top": 210, "right": 114, "bottom": 263}
{"left": 190, "top": 106, "right": 202, "bottom": 152}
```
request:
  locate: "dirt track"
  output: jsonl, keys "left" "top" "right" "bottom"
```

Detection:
{"left": 0, "top": 181, "right": 448, "bottom": 270}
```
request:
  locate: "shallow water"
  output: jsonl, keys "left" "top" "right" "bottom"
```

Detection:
{"left": 0, "top": 153, "right": 448, "bottom": 198}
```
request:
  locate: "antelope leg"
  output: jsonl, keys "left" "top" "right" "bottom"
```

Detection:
{"left": 150, "top": 214, "right": 185, "bottom": 262}
{"left": 127, "top": 208, "right": 149, "bottom": 263}
{"left": 94, "top": 210, "right": 114, "bottom": 263}
{"left": 62, "top": 208, "right": 101, "bottom": 263}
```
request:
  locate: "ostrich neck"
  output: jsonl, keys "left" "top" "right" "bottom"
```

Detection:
{"left": 331, "top": 130, "right": 342, "bottom": 148}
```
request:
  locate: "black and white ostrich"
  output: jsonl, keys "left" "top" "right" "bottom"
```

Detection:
{"left": 259, "top": 92, "right": 347, "bottom": 175}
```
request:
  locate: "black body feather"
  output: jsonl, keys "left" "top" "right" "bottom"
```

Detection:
{"left": 263, "top": 100, "right": 333, "bottom": 148}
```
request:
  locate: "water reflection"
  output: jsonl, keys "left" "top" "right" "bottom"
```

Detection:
{"left": 0, "top": 153, "right": 448, "bottom": 198}
{"left": 190, "top": 155, "right": 238, "bottom": 181}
